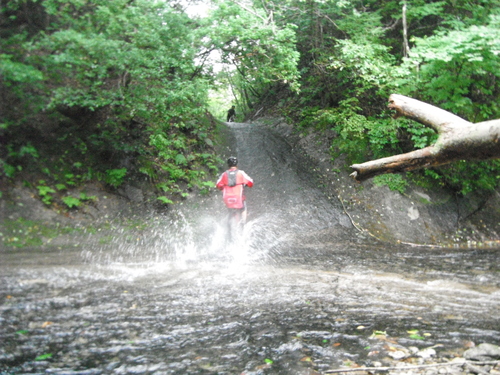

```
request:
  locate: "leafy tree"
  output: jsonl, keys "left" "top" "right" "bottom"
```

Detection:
{"left": 399, "top": 13, "right": 500, "bottom": 122}
{"left": 204, "top": 0, "right": 301, "bottom": 111}
{"left": 1, "top": 0, "right": 219, "bottom": 205}
{"left": 262, "top": 0, "right": 500, "bottom": 194}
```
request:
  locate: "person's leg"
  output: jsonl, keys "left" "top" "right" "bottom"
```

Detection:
{"left": 240, "top": 202, "right": 247, "bottom": 225}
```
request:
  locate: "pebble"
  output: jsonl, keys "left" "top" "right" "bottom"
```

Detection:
{"left": 388, "top": 350, "right": 408, "bottom": 360}
{"left": 370, "top": 343, "right": 500, "bottom": 375}
{"left": 417, "top": 348, "right": 437, "bottom": 359}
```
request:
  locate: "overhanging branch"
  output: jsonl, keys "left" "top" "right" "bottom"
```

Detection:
{"left": 350, "top": 94, "right": 500, "bottom": 182}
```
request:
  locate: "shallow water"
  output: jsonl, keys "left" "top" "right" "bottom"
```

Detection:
{"left": 1, "top": 123, "right": 499, "bottom": 374}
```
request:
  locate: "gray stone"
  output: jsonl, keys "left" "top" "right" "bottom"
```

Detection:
{"left": 124, "top": 185, "right": 144, "bottom": 203}
{"left": 464, "top": 343, "right": 500, "bottom": 361}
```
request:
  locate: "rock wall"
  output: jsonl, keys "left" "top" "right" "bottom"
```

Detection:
{"left": 262, "top": 117, "right": 500, "bottom": 247}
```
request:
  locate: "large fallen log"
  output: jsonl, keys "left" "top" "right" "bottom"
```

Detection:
{"left": 350, "top": 94, "right": 500, "bottom": 182}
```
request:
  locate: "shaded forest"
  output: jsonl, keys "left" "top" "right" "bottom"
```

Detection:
{"left": 1, "top": 0, "right": 499, "bottom": 209}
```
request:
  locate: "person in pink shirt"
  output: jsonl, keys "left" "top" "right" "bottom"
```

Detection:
{"left": 216, "top": 156, "right": 254, "bottom": 225}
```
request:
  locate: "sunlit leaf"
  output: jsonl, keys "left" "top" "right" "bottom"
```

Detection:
{"left": 157, "top": 196, "right": 173, "bottom": 205}
{"left": 62, "top": 196, "right": 81, "bottom": 208}
{"left": 35, "top": 353, "right": 52, "bottom": 361}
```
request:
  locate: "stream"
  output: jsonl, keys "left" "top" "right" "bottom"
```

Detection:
{"left": 1, "top": 122, "right": 499, "bottom": 374}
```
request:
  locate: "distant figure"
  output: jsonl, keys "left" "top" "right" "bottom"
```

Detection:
{"left": 216, "top": 156, "right": 253, "bottom": 225}
{"left": 227, "top": 105, "right": 236, "bottom": 122}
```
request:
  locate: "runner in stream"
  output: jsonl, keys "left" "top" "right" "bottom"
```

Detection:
{"left": 216, "top": 156, "right": 254, "bottom": 231}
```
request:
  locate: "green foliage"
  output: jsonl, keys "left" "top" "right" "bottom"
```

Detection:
{"left": 1, "top": 0, "right": 219, "bottom": 204}
{"left": 329, "top": 39, "right": 397, "bottom": 100}
{"left": 298, "top": 98, "right": 402, "bottom": 165}
{"left": 62, "top": 192, "right": 97, "bottom": 209}
{"left": 432, "top": 160, "right": 500, "bottom": 195}
{"left": 157, "top": 196, "right": 174, "bottom": 205}
{"left": 199, "top": 181, "right": 216, "bottom": 195}
{"left": 1, "top": 161, "right": 17, "bottom": 178}
{"left": 80, "top": 192, "right": 97, "bottom": 202}
{"left": 209, "top": 0, "right": 300, "bottom": 88}
{"left": 161, "top": 164, "right": 185, "bottom": 183}
{"left": 37, "top": 182, "right": 56, "bottom": 205}
{"left": 397, "top": 119, "right": 438, "bottom": 150}
{"left": 61, "top": 192, "right": 97, "bottom": 209}
{"left": 271, "top": 0, "right": 500, "bottom": 194}
{"left": 0, "top": 54, "right": 44, "bottom": 84}
{"left": 1, "top": 0, "right": 499, "bottom": 202}
{"left": 332, "top": 112, "right": 370, "bottom": 164}
{"left": 104, "top": 168, "right": 127, "bottom": 188}
{"left": 35, "top": 353, "right": 53, "bottom": 361}
{"left": 175, "top": 154, "right": 188, "bottom": 166}
{"left": 373, "top": 174, "right": 408, "bottom": 194}
{"left": 206, "top": 0, "right": 301, "bottom": 113}
{"left": 61, "top": 196, "right": 81, "bottom": 208}
{"left": 407, "top": 330, "right": 425, "bottom": 340}
{"left": 398, "top": 14, "right": 500, "bottom": 121}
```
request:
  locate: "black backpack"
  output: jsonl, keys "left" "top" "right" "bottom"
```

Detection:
{"left": 227, "top": 170, "right": 238, "bottom": 187}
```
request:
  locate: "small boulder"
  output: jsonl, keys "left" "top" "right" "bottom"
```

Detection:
{"left": 464, "top": 343, "right": 500, "bottom": 361}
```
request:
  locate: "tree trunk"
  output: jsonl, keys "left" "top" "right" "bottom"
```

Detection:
{"left": 350, "top": 94, "right": 500, "bottom": 182}
{"left": 402, "top": 2, "right": 410, "bottom": 57}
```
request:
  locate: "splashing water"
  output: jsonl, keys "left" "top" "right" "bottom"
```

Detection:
{"left": 77, "top": 201, "right": 292, "bottom": 280}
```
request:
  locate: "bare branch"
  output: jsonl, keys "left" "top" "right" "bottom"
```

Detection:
{"left": 350, "top": 95, "right": 500, "bottom": 182}
{"left": 229, "top": 0, "right": 267, "bottom": 23}
{"left": 388, "top": 94, "right": 470, "bottom": 132}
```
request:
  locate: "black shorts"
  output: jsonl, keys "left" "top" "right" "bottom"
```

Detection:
{"left": 227, "top": 201, "right": 246, "bottom": 213}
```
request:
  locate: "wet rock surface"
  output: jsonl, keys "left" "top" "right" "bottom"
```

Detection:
{"left": 1, "top": 121, "right": 499, "bottom": 374}
{"left": 1, "top": 248, "right": 499, "bottom": 374}
{"left": 262, "top": 117, "right": 500, "bottom": 246}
